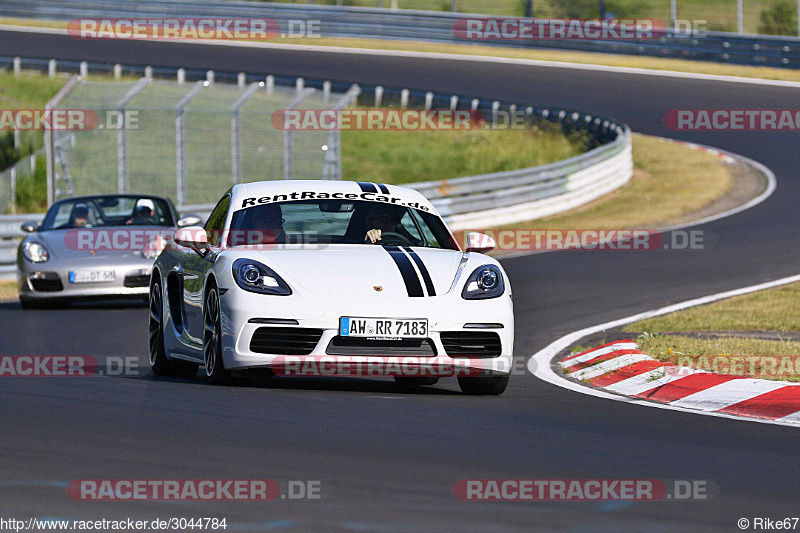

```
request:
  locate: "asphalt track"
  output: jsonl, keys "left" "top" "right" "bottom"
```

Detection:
{"left": 0, "top": 30, "right": 798, "bottom": 531}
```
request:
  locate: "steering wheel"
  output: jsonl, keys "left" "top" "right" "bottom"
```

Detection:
{"left": 378, "top": 231, "right": 414, "bottom": 246}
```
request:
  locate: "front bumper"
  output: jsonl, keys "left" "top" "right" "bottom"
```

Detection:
{"left": 218, "top": 287, "right": 514, "bottom": 376}
{"left": 18, "top": 258, "right": 153, "bottom": 301}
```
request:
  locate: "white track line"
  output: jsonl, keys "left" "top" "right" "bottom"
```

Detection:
{"left": 4, "top": 23, "right": 800, "bottom": 88}
{"left": 669, "top": 379, "right": 788, "bottom": 411}
{"left": 566, "top": 353, "right": 651, "bottom": 381}
{"left": 528, "top": 273, "right": 800, "bottom": 428}
{"left": 560, "top": 342, "right": 638, "bottom": 368}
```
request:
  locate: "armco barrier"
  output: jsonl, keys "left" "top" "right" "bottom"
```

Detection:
{"left": 1, "top": 0, "right": 799, "bottom": 69}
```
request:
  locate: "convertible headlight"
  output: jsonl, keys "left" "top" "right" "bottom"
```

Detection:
{"left": 461, "top": 264, "right": 504, "bottom": 300}
{"left": 22, "top": 241, "right": 49, "bottom": 263}
{"left": 232, "top": 258, "right": 291, "bottom": 296}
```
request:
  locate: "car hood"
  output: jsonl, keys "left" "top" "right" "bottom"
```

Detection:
{"left": 29, "top": 226, "right": 173, "bottom": 261}
{"left": 248, "top": 245, "right": 463, "bottom": 298}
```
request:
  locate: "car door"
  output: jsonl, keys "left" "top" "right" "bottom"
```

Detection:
{"left": 182, "top": 194, "right": 230, "bottom": 344}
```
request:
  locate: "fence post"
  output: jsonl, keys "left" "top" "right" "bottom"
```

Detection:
{"left": 114, "top": 64, "right": 122, "bottom": 80}
{"left": 80, "top": 61, "right": 88, "bottom": 77}
{"left": 374, "top": 86, "right": 383, "bottom": 108}
{"left": 296, "top": 77, "right": 305, "bottom": 94}
{"left": 10, "top": 168, "right": 16, "bottom": 214}
{"left": 116, "top": 78, "right": 151, "bottom": 195}
{"left": 144, "top": 66, "right": 153, "bottom": 79}
{"left": 425, "top": 92, "right": 434, "bottom": 110}
{"left": 177, "top": 68, "right": 185, "bottom": 84}
{"left": 231, "top": 83, "right": 261, "bottom": 185}
{"left": 284, "top": 89, "right": 315, "bottom": 180}
{"left": 175, "top": 80, "right": 205, "bottom": 207}
{"left": 323, "top": 80, "right": 331, "bottom": 104}
{"left": 44, "top": 75, "right": 81, "bottom": 205}
{"left": 13, "top": 57, "right": 20, "bottom": 76}
{"left": 206, "top": 70, "right": 215, "bottom": 85}
{"left": 400, "top": 89, "right": 409, "bottom": 109}
{"left": 48, "top": 59, "right": 56, "bottom": 78}
{"left": 237, "top": 72, "right": 246, "bottom": 88}
{"left": 266, "top": 75, "right": 274, "bottom": 95}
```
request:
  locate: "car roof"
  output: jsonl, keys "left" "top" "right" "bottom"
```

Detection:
{"left": 231, "top": 180, "right": 438, "bottom": 215}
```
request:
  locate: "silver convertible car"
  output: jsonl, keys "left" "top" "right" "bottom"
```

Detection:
{"left": 17, "top": 194, "right": 201, "bottom": 309}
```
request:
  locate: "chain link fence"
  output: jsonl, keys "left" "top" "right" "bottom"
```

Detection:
{"left": 47, "top": 77, "right": 358, "bottom": 209}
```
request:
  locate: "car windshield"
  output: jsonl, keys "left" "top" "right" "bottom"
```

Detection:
{"left": 226, "top": 200, "right": 457, "bottom": 250}
{"left": 40, "top": 196, "right": 175, "bottom": 230}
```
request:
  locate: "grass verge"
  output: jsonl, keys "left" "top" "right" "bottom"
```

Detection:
{"left": 342, "top": 123, "right": 589, "bottom": 184}
{"left": 3, "top": 17, "right": 800, "bottom": 82}
{"left": 0, "top": 279, "right": 16, "bottom": 301}
{"left": 634, "top": 334, "right": 800, "bottom": 382}
{"left": 493, "top": 133, "right": 734, "bottom": 232}
{"left": 626, "top": 282, "right": 800, "bottom": 332}
{"left": 625, "top": 282, "right": 800, "bottom": 382}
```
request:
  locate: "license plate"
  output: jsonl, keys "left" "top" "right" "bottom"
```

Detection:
{"left": 340, "top": 317, "right": 428, "bottom": 339}
{"left": 69, "top": 270, "right": 116, "bottom": 283}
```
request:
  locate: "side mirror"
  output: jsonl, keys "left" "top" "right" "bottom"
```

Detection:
{"left": 465, "top": 232, "right": 496, "bottom": 253}
{"left": 20, "top": 221, "right": 40, "bottom": 233}
{"left": 173, "top": 226, "right": 208, "bottom": 250}
{"left": 177, "top": 214, "right": 203, "bottom": 228}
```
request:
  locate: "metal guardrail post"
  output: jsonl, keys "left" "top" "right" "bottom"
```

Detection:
{"left": 116, "top": 77, "right": 151, "bottom": 195}
{"left": 231, "top": 82, "right": 262, "bottom": 185}
{"left": 175, "top": 80, "right": 205, "bottom": 207}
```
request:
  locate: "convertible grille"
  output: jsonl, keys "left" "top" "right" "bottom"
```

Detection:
{"left": 440, "top": 332, "right": 502, "bottom": 357}
{"left": 249, "top": 327, "right": 323, "bottom": 355}
{"left": 326, "top": 337, "right": 437, "bottom": 356}
{"left": 123, "top": 273, "right": 150, "bottom": 288}
{"left": 29, "top": 272, "right": 63, "bottom": 292}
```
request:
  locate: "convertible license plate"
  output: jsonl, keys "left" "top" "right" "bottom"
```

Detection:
{"left": 340, "top": 317, "right": 428, "bottom": 339}
{"left": 69, "top": 270, "right": 116, "bottom": 283}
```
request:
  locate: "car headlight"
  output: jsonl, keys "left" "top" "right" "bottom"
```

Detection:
{"left": 461, "top": 264, "right": 504, "bottom": 300}
{"left": 232, "top": 258, "right": 292, "bottom": 296}
{"left": 22, "top": 241, "right": 49, "bottom": 263}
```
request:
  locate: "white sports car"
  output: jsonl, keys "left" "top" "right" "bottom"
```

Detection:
{"left": 148, "top": 180, "right": 513, "bottom": 395}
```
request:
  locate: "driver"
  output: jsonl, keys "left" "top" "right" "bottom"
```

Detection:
{"left": 68, "top": 204, "right": 90, "bottom": 228}
{"left": 363, "top": 204, "right": 412, "bottom": 244}
{"left": 247, "top": 204, "right": 286, "bottom": 244}
{"left": 126, "top": 205, "right": 154, "bottom": 225}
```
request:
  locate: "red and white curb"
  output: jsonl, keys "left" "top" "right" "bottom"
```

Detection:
{"left": 560, "top": 340, "right": 800, "bottom": 425}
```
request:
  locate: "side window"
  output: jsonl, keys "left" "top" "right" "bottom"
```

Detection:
{"left": 204, "top": 195, "right": 230, "bottom": 246}
{"left": 399, "top": 211, "right": 424, "bottom": 244}
{"left": 409, "top": 210, "right": 439, "bottom": 247}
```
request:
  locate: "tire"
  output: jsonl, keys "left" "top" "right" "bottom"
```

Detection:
{"left": 204, "top": 284, "right": 229, "bottom": 385}
{"left": 149, "top": 281, "right": 198, "bottom": 378}
{"left": 394, "top": 376, "right": 439, "bottom": 388}
{"left": 457, "top": 375, "right": 509, "bottom": 396}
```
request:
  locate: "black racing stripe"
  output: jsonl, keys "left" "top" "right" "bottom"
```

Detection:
{"left": 383, "top": 245, "right": 424, "bottom": 298}
{"left": 376, "top": 183, "right": 390, "bottom": 194}
{"left": 357, "top": 181, "right": 378, "bottom": 193}
{"left": 403, "top": 246, "right": 436, "bottom": 297}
